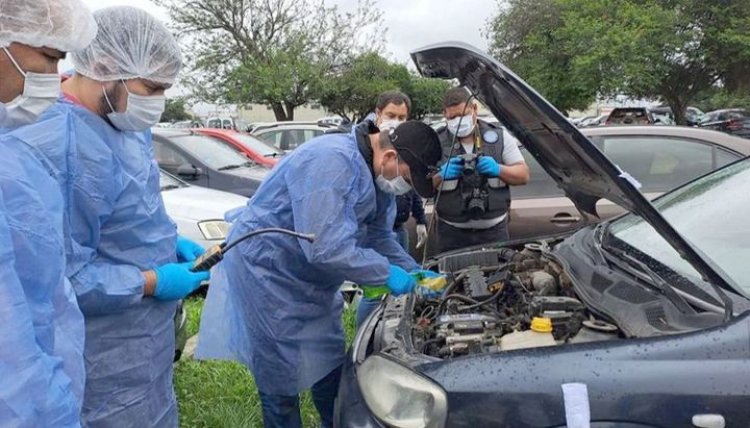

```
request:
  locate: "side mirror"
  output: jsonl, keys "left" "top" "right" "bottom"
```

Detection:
{"left": 177, "top": 164, "right": 202, "bottom": 179}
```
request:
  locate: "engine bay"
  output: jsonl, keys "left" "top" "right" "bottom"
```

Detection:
{"left": 413, "top": 243, "right": 621, "bottom": 359}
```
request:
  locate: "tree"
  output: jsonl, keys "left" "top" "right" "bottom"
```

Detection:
{"left": 408, "top": 77, "right": 450, "bottom": 120}
{"left": 486, "top": 0, "right": 750, "bottom": 124}
{"left": 154, "top": 0, "right": 385, "bottom": 121}
{"left": 318, "top": 52, "right": 412, "bottom": 123}
{"left": 486, "top": 0, "right": 598, "bottom": 114}
{"left": 161, "top": 98, "right": 193, "bottom": 123}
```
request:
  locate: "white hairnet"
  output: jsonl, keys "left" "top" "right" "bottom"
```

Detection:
{"left": 0, "top": 0, "right": 97, "bottom": 52}
{"left": 72, "top": 6, "right": 182, "bottom": 85}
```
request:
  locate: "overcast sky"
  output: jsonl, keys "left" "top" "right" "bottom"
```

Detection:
{"left": 72, "top": 0, "right": 498, "bottom": 68}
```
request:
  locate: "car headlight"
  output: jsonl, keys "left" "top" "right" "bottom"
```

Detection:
{"left": 197, "top": 220, "right": 231, "bottom": 240}
{"left": 357, "top": 355, "right": 447, "bottom": 428}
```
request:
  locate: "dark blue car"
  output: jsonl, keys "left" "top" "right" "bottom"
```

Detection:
{"left": 335, "top": 43, "right": 750, "bottom": 428}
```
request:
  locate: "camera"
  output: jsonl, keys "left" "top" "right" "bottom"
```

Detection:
{"left": 458, "top": 153, "right": 489, "bottom": 219}
{"left": 460, "top": 153, "right": 479, "bottom": 176}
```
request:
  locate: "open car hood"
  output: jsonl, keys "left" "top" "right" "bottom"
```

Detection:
{"left": 411, "top": 41, "right": 738, "bottom": 309}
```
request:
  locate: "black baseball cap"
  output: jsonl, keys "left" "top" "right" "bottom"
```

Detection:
{"left": 389, "top": 121, "right": 442, "bottom": 198}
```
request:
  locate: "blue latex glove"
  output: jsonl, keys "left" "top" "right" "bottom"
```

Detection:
{"left": 176, "top": 235, "right": 206, "bottom": 262}
{"left": 153, "top": 262, "right": 210, "bottom": 301}
{"left": 386, "top": 265, "right": 416, "bottom": 296}
{"left": 439, "top": 157, "right": 464, "bottom": 180}
{"left": 477, "top": 156, "right": 502, "bottom": 178}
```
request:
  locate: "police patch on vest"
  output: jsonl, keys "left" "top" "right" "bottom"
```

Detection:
{"left": 483, "top": 130, "right": 500, "bottom": 144}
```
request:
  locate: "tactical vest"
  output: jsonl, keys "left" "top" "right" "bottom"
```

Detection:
{"left": 435, "top": 119, "right": 511, "bottom": 224}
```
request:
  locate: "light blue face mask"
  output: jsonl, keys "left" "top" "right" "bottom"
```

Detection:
{"left": 0, "top": 47, "right": 60, "bottom": 128}
{"left": 376, "top": 154, "right": 412, "bottom": 195}
{"left": 103, "top": 80, "right": 166, "bottom": 132}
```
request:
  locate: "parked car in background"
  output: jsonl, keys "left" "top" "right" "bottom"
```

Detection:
{"left": 510, "top": 125, "right": 750, "bottom": 238}
{"left": 152, "top": 129, "right": 268, "bottom": 197}
{"left": 605, "top": 107, "right": 664, "bottom": 125}
{"left": 412, "top": 121, "right": 750, "bottom": 259}
{"left": 699, "top": 108, "right": 750, "bottom": 139}
{"left": 651, "top": 105, "right": 705, "bottom": 126}
{"left": 170, "top": 120, "right": 202, "bottom": 129}
{"left": 205, "top": 116, "right": 250, "bottom": 132}
{"left": 159, "top": 169, "right": 247, "bottom": 249}
{"left": 571, "top": 115, "right": 595, "bottom": 127}
{"left": 195, "top": 128, "right": 283, "bottom": 168}
{"left": 252, "top": 121, "right": 341, "bottom": 151}
{"left": 579, "top": 113, "right": 608, "bottom": 127}
{"left": 339, "top": 41, "right": 750, "bottom": 428}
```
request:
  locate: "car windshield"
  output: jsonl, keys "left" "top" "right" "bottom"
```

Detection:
{"left": 609, "top": 158, "right": 750, "bottom": 298}
{"left": 159, "top": 170, "right": 185, "bottom": 190}
{"left": 232, "top": 133, "right": 280, "bottom": 156}
{"left": 170, "top": 135, "right": 252, "bottom": 170}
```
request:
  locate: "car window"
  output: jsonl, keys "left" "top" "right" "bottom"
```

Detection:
{"left": 601, "top": 136, "right": 714, "bottom": 192}
{"left": 159, "top": 170, "right": 186, "bottom": 190}
{"left": 258, "top": 130, "right": 283, "bottom": 149}
{"left": 231, "top": 133, "right": 280, "bottom": 156}
{"left": 715, "top": 148, "right": 740, "bottom": 168}
{"left": 222, "top": 119, "right": 233, "bottom": 129}
{"left": 207, "top": 118, "right": 221, "bottom": 128}
{"left": 154, "top": 139, "right": 190, "bottom": 169}
{"left": 306, "top": 130, "right": 323, "bottom": 141}
{"left": 610, "top": 158, "right": 750, "bottom": 297}
{"left": 607, "top": 109, "right": 650, "bottom": 125}
{"left": 512, "top": 149, "right": 565, "bottom": 198}
{"left": 727, "top": 110, "right": 748, "bottom": 120}
{"left": 169, "top": 135, "right": 252, "bottom": 170}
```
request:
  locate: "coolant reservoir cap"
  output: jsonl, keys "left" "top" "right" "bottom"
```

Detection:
{"left": 531, "top": 317, "right": 553, "bottom": 333}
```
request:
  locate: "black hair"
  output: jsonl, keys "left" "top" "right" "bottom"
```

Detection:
{"left": 443, "top": 87, "right": 473, "bottom": 109}
{"left": 376, "top": 90, "right": 412, "bottom": 113}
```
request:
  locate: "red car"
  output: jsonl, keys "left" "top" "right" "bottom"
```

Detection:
{"left": 195, "top": 128, "right": 283, "bottom": 168}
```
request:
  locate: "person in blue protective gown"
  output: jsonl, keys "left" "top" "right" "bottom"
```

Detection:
{"left": 197, "top": 120, "right": 443, "bottom": 427}
{"left": 0, "top": 1, "right": 97, "bottom": 426}
{"left": 0, "top": 197, "right": 80, "bottom": 428}
{"left": 10, "top": 6, "right": 208, "bottom": 428}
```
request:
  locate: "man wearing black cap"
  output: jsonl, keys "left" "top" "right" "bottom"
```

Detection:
{"left": 196, "top": 120, "right": 442, "bottom": 428}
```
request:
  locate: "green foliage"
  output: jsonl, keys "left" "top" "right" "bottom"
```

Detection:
{"left": 161, "top": 98, "right": 193, "bottom": 123}
{"left": 408, "top": 78, "right": 451, "bottom": 120}
{"left": 486, "top": 0, "right": 750, "bottom": 124}
{"left": 486, "top": 0, "right": 598, "bottom": 114}
{"left": 694, "top": 89, "right": 750, "bottom": 113}
{"left": 318, "top": 52, "right": 412, "bottom": 122}
{"left": 318, "top": 52, "right": 450, "bottom": 122}
{"left": 155, "top": 0, "right": 384, "bottom": 121}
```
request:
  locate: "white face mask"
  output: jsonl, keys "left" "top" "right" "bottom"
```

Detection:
{"left": 103, "top": 80, "right": 166, "bottom": 132}
{"left": 376, "top": 154, "right": 412, "bottom": 195}
{"left": 378, "top": 118, "right": 404, "bottom": 131}
{"left": 447, "top": 114, "right": 475, "bottom": 138}
{"left": 0, "top": 47, "right": 60, "bottom": 128}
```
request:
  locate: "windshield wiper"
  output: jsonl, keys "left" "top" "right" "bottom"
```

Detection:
{"left": 160, "top": 184, "right": 181, "bottom": 191}
{"left": 218, "top": 164, "right": 242, "bottom": 171}
{"left": 598, "top": 224, "right": 733, "bottom": 321}
{"left": 602, "top": 245, "right": 695, "bottom": 315}
{"left": 263, "top": 153, "right": 279, "bottom": 157}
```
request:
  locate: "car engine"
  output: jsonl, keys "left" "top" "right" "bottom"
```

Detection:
{"left": 414, "top": 243, "right": 620, "bottom": 359}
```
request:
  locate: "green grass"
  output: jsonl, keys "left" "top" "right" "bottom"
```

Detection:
{"left": 175, "top": 298, "right": 357, "bottom": 428}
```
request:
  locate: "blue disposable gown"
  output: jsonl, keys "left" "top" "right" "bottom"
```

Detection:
{"left": 0, "top": 140, "right": 82, "bottom": 428}
{"left": 197, "top": 133, "right": 418, "bottom": 395}
{"left": 13, "top": 99, "right": 179, "bottom": 427}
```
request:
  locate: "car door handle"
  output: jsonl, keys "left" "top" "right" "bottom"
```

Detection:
{"left": 692, "top": 414, "right": 725, "bottom": 428}
{"left": 550, "top": 213, "right": 581, "bottom": 224}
